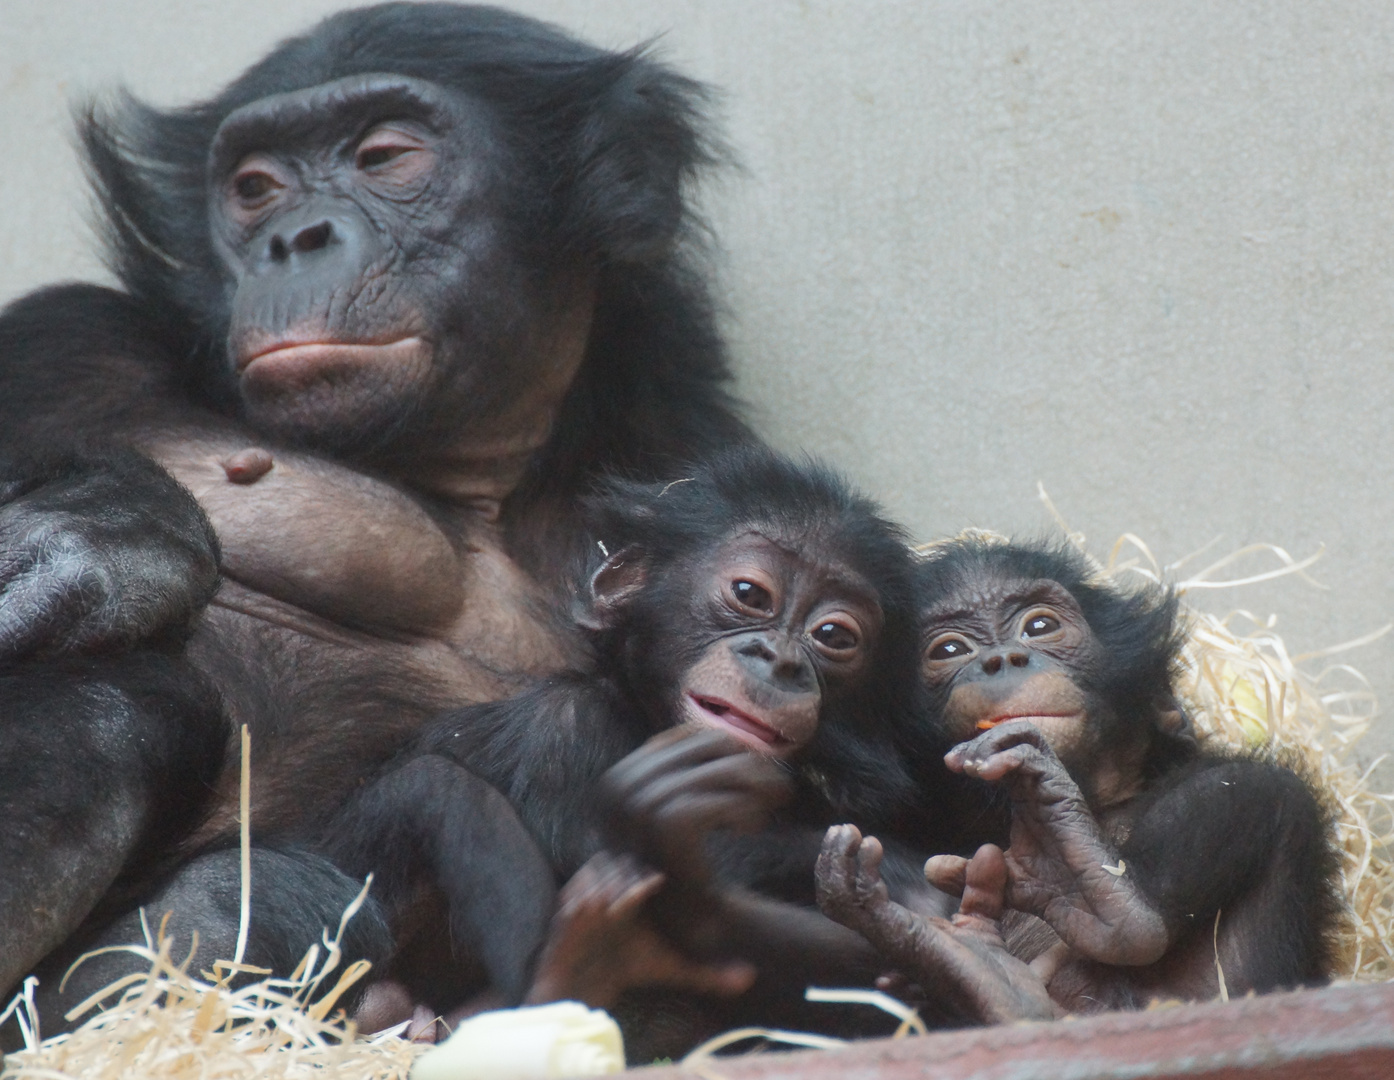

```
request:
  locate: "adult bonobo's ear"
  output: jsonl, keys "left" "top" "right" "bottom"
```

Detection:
{"left": 576, "top": 546, "right": 649, "bottom": 631}
{"left": 567, "top": 53, "right": 721, "bottom": 264}
{"left": 1155, "top": 697, "right": 1198, "bottom": 748}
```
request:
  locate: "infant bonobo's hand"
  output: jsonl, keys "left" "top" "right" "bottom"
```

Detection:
{"left": 0, "top": 451, "right": 218, "bottom": 660}
{"left": 945, "top": 721, "right": 1168, "bottom": 967}
{"left": 817, "top": 826, "right": 1057, "bottom": 1025}
{"left": 598, "top": 727, "right": 792, "bottom": 884}
{"left": 526, "top": 850, "right": 756, "bottom": 1009}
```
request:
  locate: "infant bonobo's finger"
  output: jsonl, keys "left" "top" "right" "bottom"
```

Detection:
{"left": 631, "top": 751, "right": 791, "bottom": 819}
{"left": 616, "top": 727, "right": 748, "bottom": 790}
{"left": 924, "top": 854, "right": 969, "bottom": 897}
{"left": 945, "top": 719, "right": 1051, "bottom": 773}
{"left": 818, "top": 823, "right": 863, "bottom": 867}
{"left": 815, "top": 824, "right": 862, "bottom": 899}
{"left": 958, "top": 843, "right": 1009, "bottom": 921}
{"left": 856, "top": 832, "right": 886, "bottom": 875}
{"left": 954, "top": 744, "right": 1035, "bottom": 783}
{"left": 610, "top": 863, "right": 666, "bottom": 914}
{"left": 669, "top": 959, "right": 758, "bottom": 998}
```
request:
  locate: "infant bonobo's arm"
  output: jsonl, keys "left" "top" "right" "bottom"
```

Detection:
{"left": 1115, "top": 756, "right": 1337, "bottom": 994}
{"left": 945, "top": 721, "right": 1169, "bottom": 967}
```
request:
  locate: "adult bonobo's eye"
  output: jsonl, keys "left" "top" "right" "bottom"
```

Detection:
{"left": 234, "top": 172, "right": 277, "bottom": 200}
{"left": 227, "top": 156, "right": 287, "bottom": 213}
{"left": 926, "top": 634, "right": 974, "bottom": 662}
{"left": 225, "top": 155, "right": 289, "bottom": 227}
{"left": 354, "top": 125, "right": 434, "bottom": 184}
{"left": 810, "top": 618, "right": 860, "bottom": 655}
{"left": 731, "top": 579, "right": 774, "bottom": 613}
{"left": 1021, "top": 610, "right": 1062, "bottom": 638}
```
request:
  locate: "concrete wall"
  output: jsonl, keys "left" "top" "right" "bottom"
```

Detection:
{"left": 3, "top": 1, "right": 1392, "bottom": 763}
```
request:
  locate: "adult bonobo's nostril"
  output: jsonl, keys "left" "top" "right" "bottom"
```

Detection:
{"left": 291, "top": 221, "right": 334, "bottom": 253}
{"left": 981, "top": 653, "right": 1004, "bottom": 675}
{"left": 1008, "top": 649, "right": 1030, "bottom": 668}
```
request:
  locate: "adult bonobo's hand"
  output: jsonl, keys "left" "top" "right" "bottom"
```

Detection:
{"left": 598, "top": 727, "right": 793, "bottom": 885}
{"left": 0, "top": 450, "right": 219, "bottom": 660}
{"left": 946, "top": 720, "right": 1168, "bottom": 966}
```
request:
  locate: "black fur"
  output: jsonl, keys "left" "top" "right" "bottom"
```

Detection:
{"left": 319, "top": 448, "right": 921, "bottom": 1018}
{"left": 914, "top": 537, "right": 1342, "bottom": 1005}
{"left": 0, "top": 2, "right": 756, "bottom": 1025}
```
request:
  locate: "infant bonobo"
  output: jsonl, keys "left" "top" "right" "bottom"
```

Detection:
{"left": 817, "top": 536, "right": 1341, "bottom": 1022}
{"left": 325, "top": 447, "right": 921, "bottom": 1035}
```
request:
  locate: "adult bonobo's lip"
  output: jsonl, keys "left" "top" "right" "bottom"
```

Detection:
{"left": 684, "top": 692, "right": 792, "bottom": 756}
{"left": 237, "top": 337, "right": 430, "bottom": 379}
{"left": 975, "top": 712, "right": 1079, "bottom": 731}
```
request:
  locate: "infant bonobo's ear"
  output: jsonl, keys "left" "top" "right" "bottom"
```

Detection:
{"left": 1155, "top": 697, "right": 1198, "bottom": 748}
{"left": 576, "top": 546, "right": 648, "bottom": 631}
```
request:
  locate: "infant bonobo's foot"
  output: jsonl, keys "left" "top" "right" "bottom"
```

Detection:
{"left": 816, "top": 823, "right": 922, "bottom": 948}
{"left": 818, "top": 827, "right": 1058, "bottom": 1026}
{"left": 526, "top": 850, "right": 754, "bottom": 1010}
{"left": 352, "top": 980, "right": 448, "bottom": 1043}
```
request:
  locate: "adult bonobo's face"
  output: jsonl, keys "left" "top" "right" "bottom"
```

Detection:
{"left": 207, "top": 74, "right": 593, "bottom": 460}
{"left": 596, "top": 530, "right": 884, "bottom": 757}
{"left": 919, "top": 574, "right": 1108, "bottom": 771}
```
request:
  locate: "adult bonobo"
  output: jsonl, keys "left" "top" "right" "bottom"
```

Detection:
{"left": 0, "top": 2, "right": 751, "bottom": 1016}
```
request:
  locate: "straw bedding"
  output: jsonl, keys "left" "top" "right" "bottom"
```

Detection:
{"left": 1, "top": 531, "right": 1390, "bottom": 1079}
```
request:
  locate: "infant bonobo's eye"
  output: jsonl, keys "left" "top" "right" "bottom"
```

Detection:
{"left": 926, "top": 634, "right": 973, "bottom": 661}
{"left": 731, "top": 580, "right": 773, "bottom": 613}
{"left": 811, "top": 619, "right": 859, "bottom": 653}
{"left": 1022, "top": 611, "right": 1062, "bottom": 638}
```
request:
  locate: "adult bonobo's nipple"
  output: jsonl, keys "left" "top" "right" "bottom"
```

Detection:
{"left": 222, "top": 447, "right": 275, "bottom": 484}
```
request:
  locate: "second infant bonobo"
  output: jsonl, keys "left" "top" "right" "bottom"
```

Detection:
{"left": 817, "top": 536, "right": 1341, "bottom": 1022}
{"left": 324, "top": 447, "right": 922, "bottom": 1034}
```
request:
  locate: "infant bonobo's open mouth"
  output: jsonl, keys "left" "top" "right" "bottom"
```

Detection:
{"left": 686, "top": 692, "right": 789, "bottom": 752}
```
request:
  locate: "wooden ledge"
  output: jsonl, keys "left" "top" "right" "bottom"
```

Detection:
{"left": 632, "top": 981, "right": 1394, "bottom": 1080}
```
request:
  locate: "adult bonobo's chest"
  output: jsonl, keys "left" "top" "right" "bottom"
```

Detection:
{"left": 146, "top": 431, "right": 577, "bottom": 841}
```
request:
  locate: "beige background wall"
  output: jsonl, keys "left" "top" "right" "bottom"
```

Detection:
{"left": 3, "top": 1, "right": 1393, "bottom": 764}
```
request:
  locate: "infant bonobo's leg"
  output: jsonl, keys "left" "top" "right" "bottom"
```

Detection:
{"left": 816, "top": 826, "right": 1057, "bottom": 1026}
{"left": 526, "top": 851, "right": 755, "bottom": 1010}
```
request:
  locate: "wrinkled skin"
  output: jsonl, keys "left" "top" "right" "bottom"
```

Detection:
{"left": 942, "top": 721, "right": 1168, "bottom": 967}
{"left": 816, "top": 826, "right": 1057, "bottom": 1025}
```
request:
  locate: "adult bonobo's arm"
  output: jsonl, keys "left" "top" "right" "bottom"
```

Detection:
{"left": 0, "top": 652, "right": 227, "bottom": 1004}
{"left": 0, "top": 450, "right": 220, "bottom": 659}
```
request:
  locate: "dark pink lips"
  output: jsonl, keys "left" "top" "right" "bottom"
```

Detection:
{"left": 689, "top": 693, "right": 783, "bottom": 746}
{"left": 237, "top": 337, "right": 426, "bottom": 374}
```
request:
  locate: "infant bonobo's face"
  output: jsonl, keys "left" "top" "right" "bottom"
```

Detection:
{"left": 675, "top": 530, "right": 883, "bottom": 758}
{"left": 919, "top": 573, "right": 1106, "bottom": 768}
